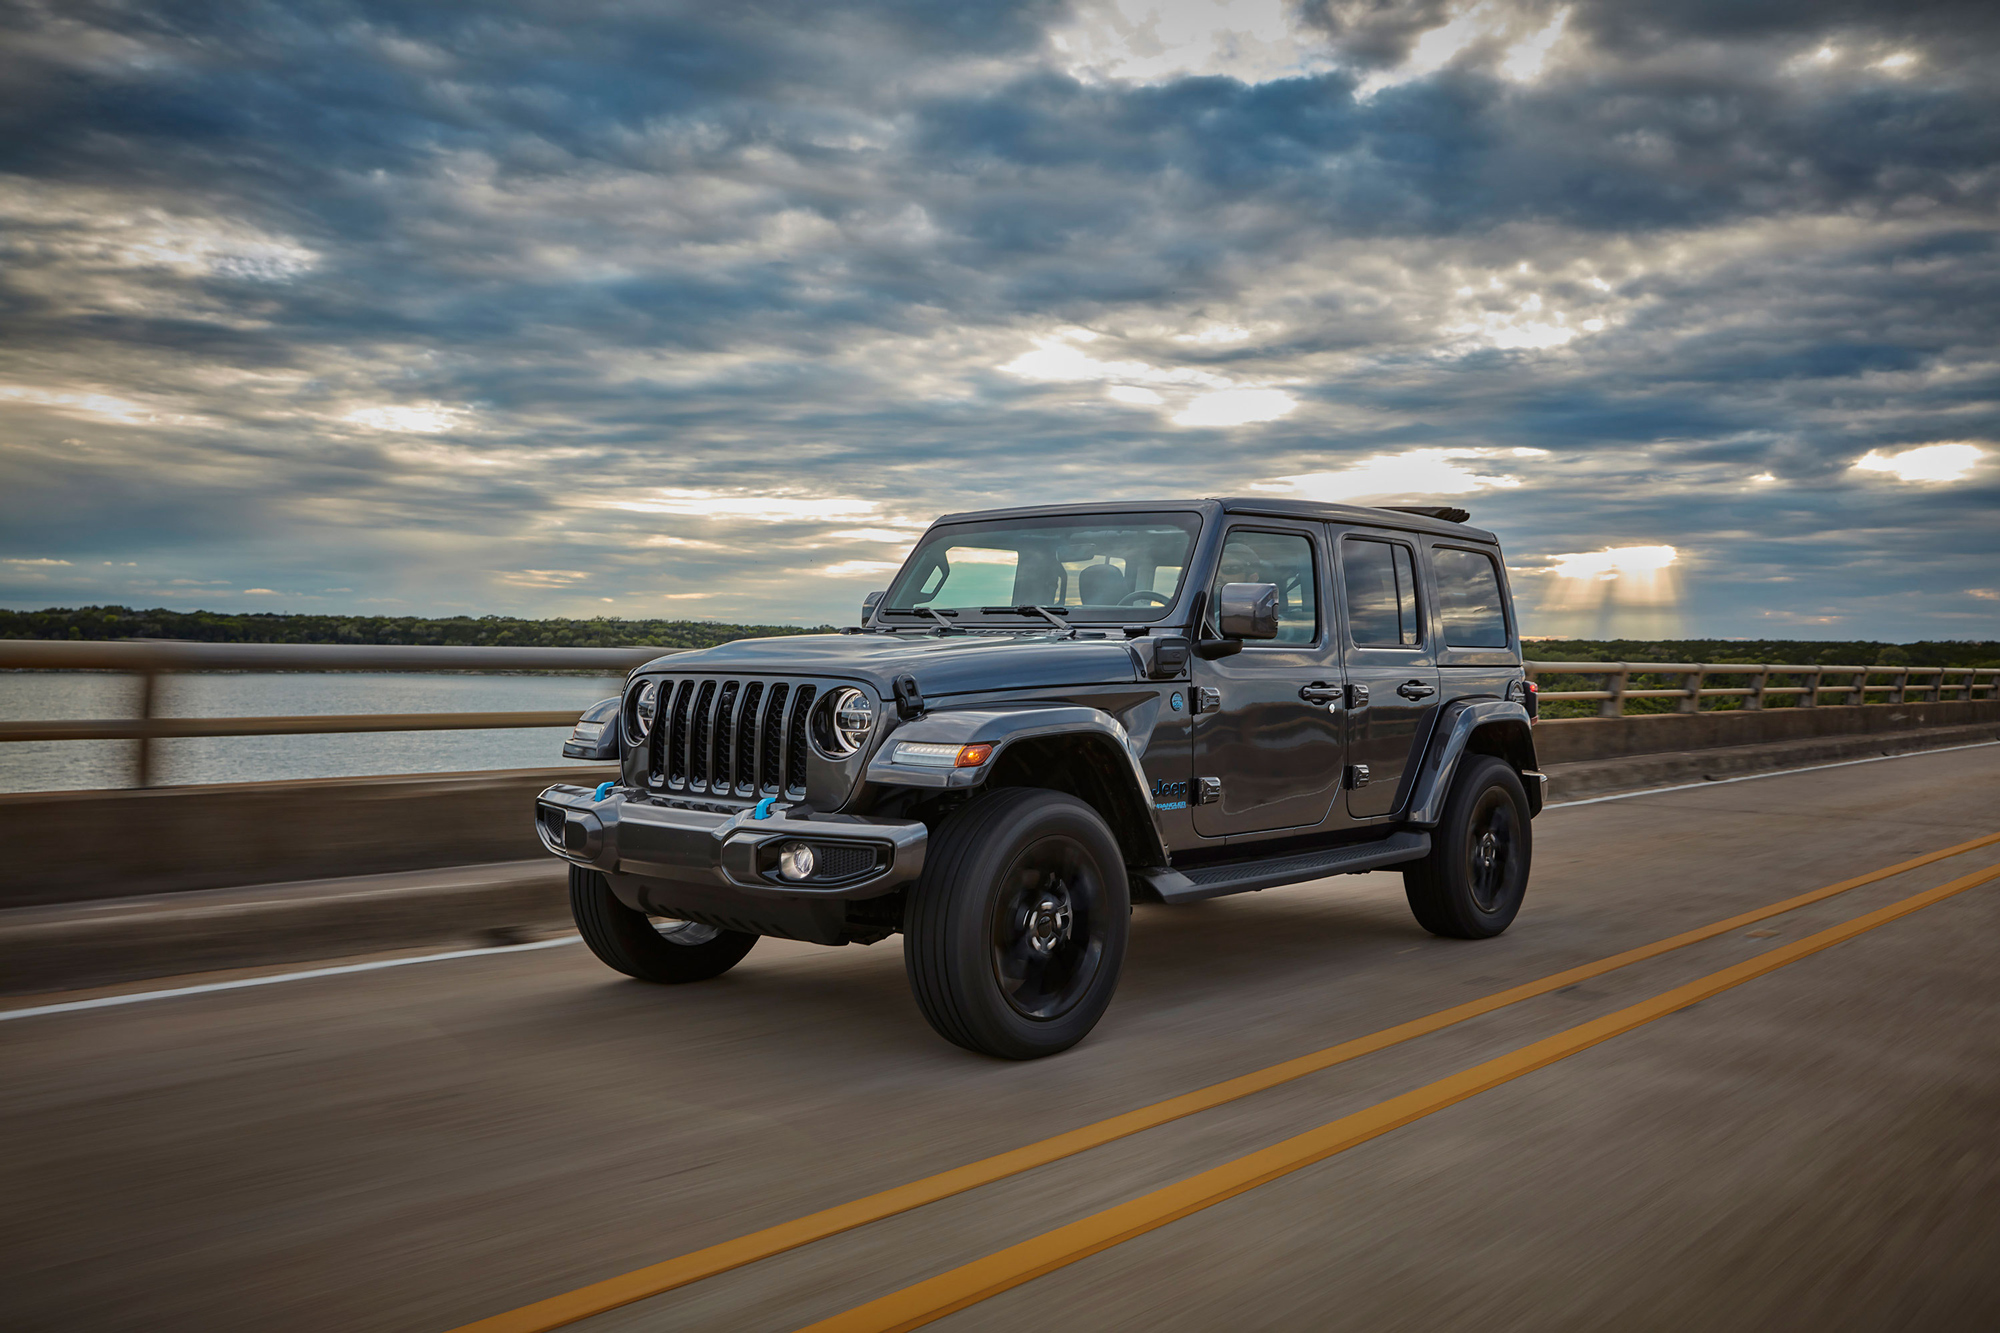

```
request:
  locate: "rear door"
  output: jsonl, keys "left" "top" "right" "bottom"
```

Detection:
{"left": 1334, "top": 530, "right": 1441, "bottom": 819}
{"left": 1189, "top": 521, "right": 1345, "bottom": 838}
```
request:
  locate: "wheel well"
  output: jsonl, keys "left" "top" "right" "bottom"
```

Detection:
{"left": 983, "top": 734, "right": 1163, "bottom": 868}
{"left": 1463, "top": 718, "right": 1539, "bottom": 814}
{"left": 1464, "top": 718, "right": 1536, "bottom": 774}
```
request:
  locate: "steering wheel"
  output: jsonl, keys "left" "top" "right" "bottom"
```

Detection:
{"left": 1116, "top": 589, "right": 1172, "bottom": 606}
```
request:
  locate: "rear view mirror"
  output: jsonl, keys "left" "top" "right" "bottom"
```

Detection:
{"left": 862, "top": 590, "right": 886, "bottom": 622}
{"left": 1216, "top": 582, "right": 1280, "bottom": 640}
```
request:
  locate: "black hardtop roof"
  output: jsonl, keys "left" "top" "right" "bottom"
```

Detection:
{"left": 929, "top": 497, "right": 1499, "bottom": 544}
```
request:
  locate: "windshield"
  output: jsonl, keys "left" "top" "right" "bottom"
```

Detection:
{"left": 882, "top": 512, "right": 1203, "bottom": 623}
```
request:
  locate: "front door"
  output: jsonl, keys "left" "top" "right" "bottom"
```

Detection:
{"left": 1335, "top": 530, "right": 1442, "bottom": 819}
{"left": 1190, "top": 523, "right": 1346, "bottom": 838}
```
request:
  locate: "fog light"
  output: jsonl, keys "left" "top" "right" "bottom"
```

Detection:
{"left": 777, "top": 841, "right": 816, "bottom": 881}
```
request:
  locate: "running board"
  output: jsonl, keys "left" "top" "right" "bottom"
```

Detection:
{"left": 1143, "top": 831, "right": 1431, "bottom": 905}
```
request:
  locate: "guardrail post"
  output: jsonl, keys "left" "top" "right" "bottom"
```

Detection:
{"left": 135, "top": 668, "right": 158, "bottom": 788}
{"left": 1800, "top": 669, "right": 1820, "bottom": 708}
{"left": 1746, "top": 668, "right": 1767, "bottom": 711}
{"left": 1599, "top": 666, "right": 1626, "bottom": 718}
{"left": 1891, "top": 669, "right": 1908, "bottom": 705}
{"left": 1678, "top": 669, "right": 1703, "bottom": 714}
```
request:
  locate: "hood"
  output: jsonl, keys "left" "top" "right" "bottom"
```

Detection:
{"left": 640, "top": 631, "right": 1140, "bottom": 698}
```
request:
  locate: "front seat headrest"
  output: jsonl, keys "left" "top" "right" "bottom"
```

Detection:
{"left": 1077, "top": 562, "right": 1130, "bottom": 605}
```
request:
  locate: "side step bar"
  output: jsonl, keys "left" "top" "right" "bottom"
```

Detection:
{"left": 1141, "top": 831, "right": 1431, "bottom": 905}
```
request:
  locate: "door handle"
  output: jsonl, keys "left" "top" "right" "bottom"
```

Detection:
{"left": 1397, "top": 680, "right": 1436, "bottom": 701}
{"left": 1298, "top": 682, "right": 1344, "bottom": 705}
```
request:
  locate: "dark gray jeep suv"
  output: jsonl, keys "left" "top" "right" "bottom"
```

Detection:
{"left": 536, "top": 498, "right": 1544, "bottom": 1058}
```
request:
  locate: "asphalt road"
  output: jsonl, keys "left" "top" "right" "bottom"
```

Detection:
{"left": 5, "top": 745, "right": 1999, "bottom": 1333}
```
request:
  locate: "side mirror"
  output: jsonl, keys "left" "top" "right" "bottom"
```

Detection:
{"left": 1216, "top": 582, "right": 1280, "bottom": 641}
{"left": 862, "top": 590, "right": 886, "bottom": 622}
{"left": 563, "top": 696, "right": 622, "bottom": 761}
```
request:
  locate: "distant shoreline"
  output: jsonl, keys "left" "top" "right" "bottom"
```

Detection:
{"left": 0, "top": 606, "right": 831, "bottom": 650}
{"left": 1, "top": 606, "right": 1993, "bottom": 668}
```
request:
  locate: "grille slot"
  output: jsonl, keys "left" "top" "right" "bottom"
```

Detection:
{"left": 665, "top": 680, "right": 695, "bottom": 786}
{"left": 734, "top": 682, "right": 763, "bottom": 795}
{"left": 785, "top": 685, "right": 816, "bottom": 794}
{"left": 759, "top": 683, "right": 790, "bottom": 794}
{"left": 688, "top": 680, "right": 717, "bottom": 788}
{"left": 710, "top": 681, "right": 740, "bottom": 792}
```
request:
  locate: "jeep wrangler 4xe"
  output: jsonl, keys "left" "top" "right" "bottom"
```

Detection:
{"left": 536, "top": 498, "right": 1544, "bottom": 1059}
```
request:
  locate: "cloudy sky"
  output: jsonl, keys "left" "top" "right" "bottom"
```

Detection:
{"left": 2, "top": 0, "right": 1996, "bottom": 639}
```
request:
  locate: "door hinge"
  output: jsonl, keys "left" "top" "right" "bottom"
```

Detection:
{"left": 1195, "top": 775, "right": 1223, "bottom": 805}
{"left": 1193, "top": 686, "right": 1222, "bottom": 714}
{"left": 1346, "top": 682, "right": 1370, "bottom": 709}
{"left": 1346, "top": 764, "right": 1371, "bottom": 789}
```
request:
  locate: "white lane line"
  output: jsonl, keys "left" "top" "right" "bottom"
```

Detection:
{"left": 1547, "top": 739, "right": 1999, "bottom": 810}
{"left": 0, "top": 935, "right": 581, "bottom": 1022}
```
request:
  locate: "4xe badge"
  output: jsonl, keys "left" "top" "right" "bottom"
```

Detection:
{"left": 1169, "top": 691, "right": 1185, "bottom": 712}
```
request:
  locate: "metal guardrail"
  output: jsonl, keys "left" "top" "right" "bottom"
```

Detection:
{"left": 6, "top": 642, "right": 1996, "bottom": 787}
{"left": 1525, "top": 661, "right": 2000, "bottom": 717}
{"left": 0, "top": 640, "right": 670, "bottom": 786}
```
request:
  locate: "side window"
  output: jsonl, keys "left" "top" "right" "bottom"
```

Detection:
{"left": 1212, "top": 529, "right": 1318, "bottom": 645}
{"left": 1342, "top": 538, "right": 1420, "bottom": 646}
{"left": 1433, "top": 547, "right": 1509, "bottom": 647}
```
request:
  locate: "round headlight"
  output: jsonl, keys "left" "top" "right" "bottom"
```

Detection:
{"left": 820, "top": 686, "right": 875, "bottom": 757}
{"left": 776, "top": 841, "right": 816, "bottom": 881}
{"left": 628, "top": 679, "right": 661, "bottom": 743}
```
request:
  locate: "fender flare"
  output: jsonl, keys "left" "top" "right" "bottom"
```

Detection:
{"left": 1403, "top": 699, "right": 1540, "bottom": 827}
{"left": 865, "top": 704, "right": 1166, "bottom": 863}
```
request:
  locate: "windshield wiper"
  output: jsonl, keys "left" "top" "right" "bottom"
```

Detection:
{"left": 880, "top": 607, "right": 961, "bottom": 633}
{"left": 980, "top": 605, "right": 1071, "bottom": 632}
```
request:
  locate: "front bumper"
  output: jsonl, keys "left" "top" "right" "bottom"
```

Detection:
{"left": 534, "top": 784, "right": 927, "bottom": 900}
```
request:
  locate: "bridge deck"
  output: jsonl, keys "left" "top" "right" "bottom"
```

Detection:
{"left": 4, "top": 745, "right": 1998, "bottom": 1332}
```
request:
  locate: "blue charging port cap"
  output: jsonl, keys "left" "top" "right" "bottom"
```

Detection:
{"left": 752, "top": 796, "right": 776, "bottom": 820}
{"left": 593, "top": 781, "right": 616, "bottom": 802}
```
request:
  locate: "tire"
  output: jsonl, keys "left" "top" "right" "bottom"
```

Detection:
{"left": 569, "top": 866, "right": 758, "bottom": 983}
{"left": 903, "top": 787, "right": 1130, "bottom": 1060}
{"left": 1403, "top": 755, "right": 1532, "bottom": 940}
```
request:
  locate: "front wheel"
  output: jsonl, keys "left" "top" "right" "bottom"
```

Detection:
{"left": 569, "top": 866, "right": 758, "bottom": 982}
{"left": 903, "top": 788, "right": 1129, "bottom": 1059}
{"left": 1403, "top": 755, "right": 1531, "bottom": 939}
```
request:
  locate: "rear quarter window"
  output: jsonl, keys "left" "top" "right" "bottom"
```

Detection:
{"left": 1432, "top": 547, "right": 1509, "bottom": 648}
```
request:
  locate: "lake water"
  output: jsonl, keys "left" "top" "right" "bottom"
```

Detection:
{"left": 0, "top": 672, "right": 628, "bottom": 793}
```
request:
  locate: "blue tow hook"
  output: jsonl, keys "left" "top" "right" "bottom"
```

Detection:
{"left": 593, "top": 781, "right": 616, "bottom": 802}
{"left": 752, "top": 796, "right": 777, "bottom": 820}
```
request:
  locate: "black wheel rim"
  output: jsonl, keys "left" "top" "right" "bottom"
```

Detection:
{"left": 1466, "top": 789, "right": 1520, "bottom": 913}
{"left": 989, "top": 833, "right": 1107, "bottom": 1021}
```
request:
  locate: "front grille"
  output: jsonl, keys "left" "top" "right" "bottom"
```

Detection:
{"left": 639, "top": 675, "right": 834, "bottom": 800}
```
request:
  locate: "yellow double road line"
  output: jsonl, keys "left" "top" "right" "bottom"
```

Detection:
{"left": 801, "top": 856, "right": 2000, "bottom": 1333}
{"left": 449, "top": 830, "right": 2000, "bottom": 1333}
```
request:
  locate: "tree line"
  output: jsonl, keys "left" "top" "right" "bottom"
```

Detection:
{"left": 0, "top": 606, "right": 828, "bottom": 648}
{"left": 2, "top": 609, "right": 1994, "bottom": 666}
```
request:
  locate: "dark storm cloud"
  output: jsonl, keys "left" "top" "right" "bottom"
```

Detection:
{"left": 1, "top": 0, "right": 1995, "bottom": 635}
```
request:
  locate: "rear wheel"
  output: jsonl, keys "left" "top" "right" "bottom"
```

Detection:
{"left": 569, "top": 866, "right": 758, "bottom": 982}
{"left": 1403, "top": 755, "right": 1531, "bottom": 939}
{"left": 903, "top": 788, "right": 1129, "bottom": 1059}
